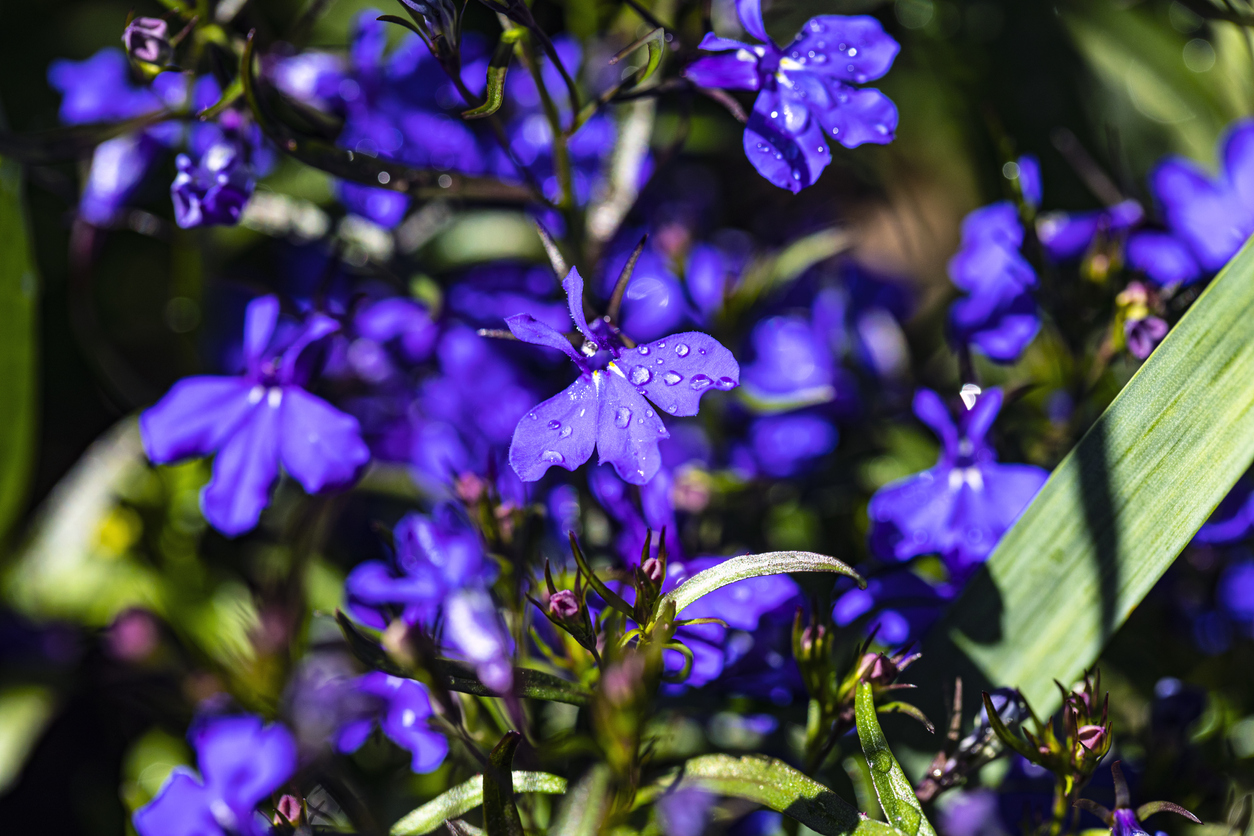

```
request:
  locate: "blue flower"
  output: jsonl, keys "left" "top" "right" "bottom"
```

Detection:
{"left": 1149, "top": 118, "right": 1254, "bottom": 273}
{"left": 139, "top": 295, "right": 371, "bottom": 535}
{"left": 1195, "top": 475, "right": 1254, "bottom": 545}
{"left": 133, "top": 715, "right": 297, "bottom": 836}
{"left": 507, "top": 268, "right": 739, "bottom": 485}
{"left": 684, "top": 0, "right": 899, "bottom": 192}
{"left": 335, "top": 673, "right": 449, "bottom": 772}
{"left": 1036, "top": 199, "right": 1143, "bottom": 262}
{"left": 832, "top": 569, "right": 952, "bottom": 646}
{"left": 867, "top": 388, "right": 1048, "bottom": 575}
{"left": 947, "top": 202, "right": 1040, "bottom": 363}
{"left": 1125, "top": 231, "right": 1203, "bottom": 287}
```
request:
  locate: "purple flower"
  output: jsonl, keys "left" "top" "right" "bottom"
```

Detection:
{"left": 1124, "top": 316, "right": 1168, "bottom": 360}
{"left": 345, "top": 507, "right": 495, "bottom": 629}
{"left": 345, "top": 297, "right": 438, "bottom": 382}
{"left": 658, "top": 787, "right": 715, "bottom": 836}
{"left": 444, "top": 586, "right": 514, "bottom": 692}
{"left": 740, "top": 289, "right": 855, "bottom": 409}
{"left": 868, "top": 388, "right": 1048, "bottom": 574}
{"left": 1195, "top": 476, "right": 1254, "bottom": 544}
{"left": 832, "top": 569, "right": 952, "bottom": 645}
{"left": 685, "top": 2, "right": 899, "bottom": 191}
{"left": 336, "top": 673, "right": 449, "bottom": 772}
{"left": 133, "top": 715, "right": 297, "bottom": 836}
{"left": 1125, "top": 231, "right": 1203, "bottom": 287}
{"left": 47, "top": 48, "right": 162, "bottom": 124}
{"left": 748, "top": 413, "right": 838, "bottom": 477}
{"left": 1150, "top": 118, "right": 1254, "bottom": 272}
{"left": 172, "top": 137, "right": 255, "bottom": 228}
{"left": 947, "top": 202, "right": 1040, "bottom": 363}
{"left": 78, "top": 134, "right": 164, "bottom": 225}
{"left": 139, "top": 295, "right": 371, "bottom": 535}
{"left": 507, "top": 268, "right": 738, "bottom": 485}
{"left": 1036, "top": 199, "right": 1144, "bottom": 262}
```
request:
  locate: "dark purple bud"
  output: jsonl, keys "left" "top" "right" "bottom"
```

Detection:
{"left": 549, "top": 589, "right": 580, "bottom": 619}
{"left": 859, "top": 652, "right": 900, "bottom": 685}
{"left": 1125, "top": 316, "right": 1169, "bottom": 360}
{"left": 1077, "top": 723, "right": 1106, "bottom": 751}
{"left": 641, "top": 557, "right": 663, "bottom": 584}
{"left": 123, "top": 17, "right": 173, "bottom": 67}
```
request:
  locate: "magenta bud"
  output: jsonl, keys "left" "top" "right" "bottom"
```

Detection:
{"left": 123, "top": 17, "right": 172, "bottom": 67}
{"left": 1077, "top": 724, "right": 1106, "bottom": 751}
{"left": 274, "top": 794, "right": 303, "bottom": 826}
{"left": 106, "top": 608, "right": 160, "bottom": 663}
{"left": 859, "top": 652, "right": 899, "bottom": 685}
{"left": 641, "top": 557, "right": 663, "bottom": 584}
{"left": 800, "top": 623, "right": 826, "bottom": 654}
{"left": 455, "top": 472, "right": 486, "bottom": 503}
{"left": 549, "top": 589, "right": 580, "bottom": 619}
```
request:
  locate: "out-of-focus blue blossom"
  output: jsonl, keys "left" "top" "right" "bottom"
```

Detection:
{"left": 48, "top": 48, "right": 164, "bottom": 123}
{"left": 868, "top": 388, "right": 1048, "bottom": 575}
{"left": 1219, "top": 558, "right": 1254, "bottom": 632}
{"left": 140, "top": 295, "right": 370, "bottom": 535}
{"left": 1125, "top": 231, "right": 1203, "bottom": 287}
{"left": 1150, "top": 118, "right": 1254, "bottom": 272}
{"left": 740, "top": 288, "right": 855, "bottom": 410}
{"left": 748, "top": 413, "right": 838, "bottom": 477}
{"left": 507, "top": 268, "right": 738, "bottom": 485}
{"left": 947, "top": 202, "right": 1040, "bottom": 363}
{"left": 685, "top": 1, "right": 899, "bottom": 191}
{"left": 599, "top": 240, "right": 697, "bottom": 344}
{"left": 335, "top": 673, "right": 448, "bottom": 772}
{"left": 1036, "top": 199, "right": 1143, "bottom": 262}
{"left": 344, "top": 297, "right": 438, "bottom": 383}
{"left": 133, "top": 715, "right": 297, "bottom": 836}
{"left": 939, "top": 789, "right": 1008, "bottom": 836}
{"left": 78, "top": 134, "right": 164, "bottom": 224}
{"left": 731, "top": 810, "right": 785, "bottom": 836}
{"left": 1018, "top": 154, "right": 1042, "bottom": 209}
{"left": 1195, "top": 475, "right": 1254, "bottom": 544}
{"left": 444, "top": 585, "right": 514, "bottom": 692}
{"left": 832, "top": 568, "right": 951, "bottom": 645}
{"left": 658, "top": 787, "right": 715, "bottom": 836}
{"left": 345, "top": 507, "right": 495, "bottom": 629}
{"left": 172, "top": 136, "right": 254, "bottom": 227}
{"left": 447, "top": 262, "right": 569, "bottom": 334}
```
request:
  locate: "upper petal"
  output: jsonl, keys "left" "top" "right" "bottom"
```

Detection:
{"left": 140, "top": 376, "right": 256, "bottom": 464}
{"left": 784, "top": 16, "right": 899, "bottom": 83}
{"left": 736, "top": 0, "right": 769, "bottom": 43}
{"left": 562, "top": 267, "right": 599, "bottom": 344}
{"left": 963, "top": 387, "right": 1004, "bottom": 448}
{"left": 685, "top": 53, "right": 762, "bottom": 91}
{"left": 1223, "top": 118, "right": 1254, "bottom": 213}
{"left": 594, "top": 371, "right": 668, "bottom": 485}
{"left": 809, "top": 81, "right": 897, "bottom": 149}
{"left": 744, "top": 88, "right": 831, "bottom": 193}
{"left": 279, "top": 387, "right": 371, "bottom": 493}
{"left": 619, "top": 332, "right": 739, "bottom": 417}
{"left": 505, "top": 313, "right": 582, "bottom": 363}
{"left": 133, "top": 769, "right": 216, "bottom": 836}
{"left": 912, "top": 389, "right": 959, "bottom": 459}
{"left": 200, "top": 400, "right": 281, "bottom": 536}
{"left": 1126, "top": 231, "right": 1203, "bottom": 287}
{"left": 508, "top": 377, "right": 599, "bottom": 481}
{"left": 194, "top": 715, "right": 297, "bottom": 808}
{"left": 949, "top": 287, "right": 1040, "bottom": 364}
{"left": 1152, "top": 157, "right": 1250, "bottom": 270}
{"left": 698, "top": 32, "right": 755, "bottom": 52}
{"left": 243, "top": 295, "right": 280, "bottom": 371}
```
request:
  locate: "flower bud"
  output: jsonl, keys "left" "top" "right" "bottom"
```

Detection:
{"left": 858, "top": 652, "right": 899, "bottom": 685}
{"left": 549, "top": 589, "right": 580, "bottom": 619}
{"left": 641, "top": 557, "right": 663, "bottom": 584}
{"left": 273, "top": 794, "right": 303, "bottom": 827}
{"left": 123, "top": 18, "right": 173, "bottom": 70}
{"left": 1077, "top": 723, "right": 1107, "bottom": 752}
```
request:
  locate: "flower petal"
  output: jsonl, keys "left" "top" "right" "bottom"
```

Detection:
{"left": 949, "top": 285, "right": 1040, "bottom": 364}
{"left": 509, "top": 377, "right": 599, "bottom": 481}
{"left": 684, "top": 53, "right": 762, "bottom": 91}
{"left": 594, "top": 371, "right": 668, "bottom": 484}
{"left": 868, "top": 466, "right": 958, "bottom": 562}
{"left": 200, "top": 400, "right": 280, "bottom": 536}
{"left": 785, "top": 16, "right": 899, "bottom": 83}
{"left": 1126, "top": 231, "right": 1203, "bottom": 287}
{"left": 243, "top": 295, "right": 280, "bottom": 370}
{"left": 194, "top": 716, "right": 297, "bottom": 808}
{"left": 279, "top": 387, "right": 371, "bottom": 493}
{"left": 1152, "top": 157, "right": 1249, "bottom": 271}
{"left": 132, "top": 769, "right": 215, "bottom": 836}
{"left": 698, "top": 33, "right": 754, "bottom": 52}
{"left": 810, "top": 81, "right": 897, "bottom": 149}
{"left": 140, "top": 376, "right": 256, "bottom": 464}
{"left": 374, "top": 677, "right": 448, "bottom": 773}
{"left": 562, "top": 267, "right": 599, "bottom": 344}
{"left": 1223, "top": 117, "right": 1254, "bottom": 214}
{"left": 964, "top": 387, "right": 1003, "bottom": 448}
{"left": 912, "top": 389, "right": 959, "bottom": 459}
{"left": 736, "top": 0, "right": 769, "bottom": 43}
{"left": 505, "top": 313, "right": 582, "bottom": 362}
{"left": 743, "top": 88, "right": 830, "bottom": 192}
{"left": 617, "top": 332, "right": 739, "bottom": 417}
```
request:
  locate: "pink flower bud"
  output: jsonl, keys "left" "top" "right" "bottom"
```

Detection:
{"left": 274, "top": 794, "right": 303, "bottom": 826}
{"left": 1078, "top": 724, "right": 1106, "bottom": 751}
{"left": 549, "top": 589, "right": 580, "bottom": 619}
{"left": 122, "top": 18, "right": 172, "bottom": 66}
{"left": 641, "top": 557, "right": 663, "bottom": 584}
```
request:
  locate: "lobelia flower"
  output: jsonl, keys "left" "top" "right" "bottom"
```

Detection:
{"left": 1195, "top": 473, "right": 1254, "bottom": 544}
{"left": 172, "top": 136, "right": 255, "bottom": 227}
{"left": 832, "top": 569, "right": 952, "bottom": 646}
{"left": 133, "top": 715, "right": 297, "bottom": 836}
{"left": 139, "top": 295, "right": 371, "bottom": 535}
{"left": 1036, "top": 200, "right": 1144, "bottom": 263}
{"left": 335, "top": 673, "right": 449, "bottom": 772}
{"left": 1149, "top": 118, "right": 1254, "bottom": 273}
{"left": 507, "top": 268, "right": 739, "bottom": 485}
{"left": 685, "top": 0, "right": 899, "bottom": 192}
{"left": 122, "top": 17, "right": 173, "bottom": 72}
{"left": 947, "top": 200, "right": 1040, "bottom": 363}
{"left": 1125, "top": 231, "right": 1203, "bottom": 287}
{"left": 1074, "top": 762, "right": 1199, "bottom": 836}
{"left": 868, "top": 388, "right": 1048, "bottom": 576}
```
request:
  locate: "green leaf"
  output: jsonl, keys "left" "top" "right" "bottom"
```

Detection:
{"left": 391, "top": 771, "right": 567, "bottom": 835}
{"left": 551, "top": 764, "right": 611, "bottom": 836}
{"left": 0, "top": 156, "right": 37, "bottom": 542}
{"left": 198, "top": 75, "right": 244, "bottom": 121}
{"left": 463, "top": 28, "right": 525, "bottom": 119}
{"left": 854, "top": 683, "right": 936, "bottom": 836}
{"left": 648, "top": 754, "right": 900, "bottom": 836}
{"left": 658, "top": 552, "right": 863, "bottom": 618}
{"left": 483, "top": 732, "right": 524, "bottom": 836}
{"left": 914, "top": 237, "right": 1254, "bottom": 716}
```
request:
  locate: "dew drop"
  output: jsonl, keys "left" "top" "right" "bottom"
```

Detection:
{"left": 638, "top": 345, "right": 650, "bottom": 355}
{"left": 658, "top": 342, "right": 666, "bottom": 348}
{"left": 770, "top": 110, "right": 779, "bottom": 119}
{"left": 666, "top": 405, "right": 678, "bottom": 414}
{"left": 675, "top": 343, "right": 690, "bottom": 357}
{"left": 614, "top": 407, "right": 632, "bottom": 428}
{"left": 529, "top": 412, "right": 538, "bottom": 420}
{"left": 838, "top": 42, "right": 847, "bottom": 51}
{"left": 560, "top": 426, "right": 573, "bottom": 438}
{"left": 657, "top": 426, "right": 667, "bottom": 434}
{"left": 656, "top": 358, "right": 664, "bottom": 365}
{"left": 715, "top": 377, "right": 737, "bottom": 390}
{"left": 636, "top": 386, "right": 648, "bottom": 395}
{"left": 792, "top": 170, "right": 802, "bottom": 181}
{"left": 847, "top": 47, "right": 858, "bottom": 57}
{"left": 645, "top": 408, "right": 654, "bottom": 417}
{"left": 548, "top": 420, "right": 562, "bottom": 430}
{"left": 698, "top": 348, "right": 707, "bottom": 355}
{"left": 542, "top": 450, "right": 564, "bottom": 463}
{"left": 629, "top": 365, "right": 652, "bottom": 385}
{"left": 663, "top": 371, "right": 683, "bottom": 386}
{"left": 690, "top": 374, "right": 712, "bottom": 391}
{"left": 847, "top": 63, "right": 855, "bottom": 72}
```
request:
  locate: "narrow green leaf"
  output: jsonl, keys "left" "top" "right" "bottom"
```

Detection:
{"left": 198, "top": 75, "right": 244, "bottom": 121}
{"left": 391, "top": 772, "right": 567, "bottom": 835}
{"left": 915, "top": 236, "right": 1254, "bottom": 716}
{"left": 978, "top": 692, "right": 1037, "bottom": 762}
{"left": 445, "top": 820, "right": 486, "bottom": 836}
{"left": 551, "top": 764, "right": 611, "bottom": 836}
{"left": 854, "top": 683, "right": 936, "bottom": 836}
{"left": 650, "top": 754, "right": 897, "bottom": 836}
{"left": 0, "top": 156, "right": 37, "bottom": 542}
{"left": 463, "top": 29, "right": 524, "bottom": 119}
{"left": 483, "top": 732, "right": 524, "bottom": 836}
{"left": 658, "top": 552, "right": 863, "bottom": 618}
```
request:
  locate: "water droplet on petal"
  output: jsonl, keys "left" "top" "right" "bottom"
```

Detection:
{"left": 715, "top": 377, "right": 737, "bottom": 390}
{"left": 675, "top": 343, "right": 690, "bottom": 357}
{"left": 614, "top": 407, "right": 632, "bottom": 428}
{"left": 542, "top": 450, "right": 564, "bottom": 463}
{"left": 638, "top": 345, "right": 650, "bottom": 355}
{"left": 659, "top": 342, "right": 666, "bottom": 348}
{"left": 792, "top": 170, "right": 802, "bottom": 181}
{"left": 548, "top": 420, "right": 562, "bottom": 430}
{"left": 560, "top": 426, "right": 573, "bottom": 438}
{"left": 666, "top": 405, "right": 678, "bottom": 414}
{"left": 848, "top": 47, "right": 858, "bottom": 57}
{"left": 645, "top": 408, "right": 654, "bottom": 417}
{"left": 698, "top": 347, "right": 707, "bottom": 355}
{"left": 636, "top": 386, "right": 648, "bottom": 395}
{"left": 629, "top": 365, "right": 652, "bottom": 385}
{"left": 529, "top": 412, "right": 538, "bottom": 419}
{"left": 663, "top": 371, "right": 683, "bottom": 386}
{"left": 656, "top": 358, "right": 664, "bottom": 365}
{"left": 690, "top": 374, "right": 712, "bottom": 391}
